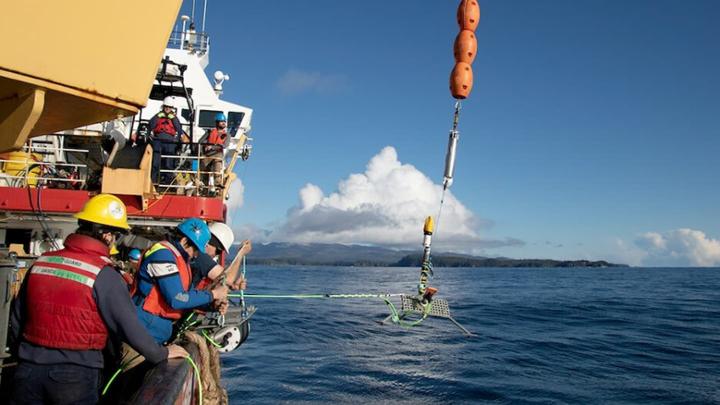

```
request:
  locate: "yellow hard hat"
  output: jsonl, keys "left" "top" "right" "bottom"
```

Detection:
{"left": 74, "top": 194, "right": 130, "bottom": 230}
{"left": 109, "top": 244, "right": 119, "bottom": 255}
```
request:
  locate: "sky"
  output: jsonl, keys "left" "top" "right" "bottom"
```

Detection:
{"left": 179, "top": 0, "right": 720, "bottom": 266}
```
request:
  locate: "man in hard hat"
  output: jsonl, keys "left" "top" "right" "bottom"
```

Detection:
{"left": 192, "top": 222, "right": 252, "bottom": 291}
{"left": 201, "top": 112, "right": 229, "bottom": 194}
{"left": 9, "top": 194, "right": 188, "bottom": 405}
{"left": 131, "top": 218, "right": 228, "bottom": 344}
{"left": 149, "top": 96, "right": 185, "bottom": 186}
{"left": 128, "top": 248, "right": 142, "bottom": 272}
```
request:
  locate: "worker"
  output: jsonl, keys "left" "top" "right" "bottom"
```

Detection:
{"left": 149, "top": 96, "right": 185, "bottom": 186}
{"left": 192, "top": 222, "right": 252, "bottom": 291}
{"left": 202, "top": 113, "right": 229, "bottom": 194}
{"left": 185, "top": 22, "right": 197, "bottom": 52}
{"left": 109, "top": 244, "right": 134, "bottom": 287}
{"left": 128, "top": 248, "right": 142, "bottom": 272}
{"left": 9, "top": 194, "right": 188, "bottom": 405}
{"left": 131, "top": 218, "right": 228, "bottom": 344}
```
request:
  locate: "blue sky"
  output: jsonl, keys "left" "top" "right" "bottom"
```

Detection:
{"left": 180, "top": 1, "right": 720, "bottom": 266}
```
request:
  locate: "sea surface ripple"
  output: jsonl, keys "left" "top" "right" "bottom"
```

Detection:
{"left": 221, "top": 266, "right": 720, "bottom": 404}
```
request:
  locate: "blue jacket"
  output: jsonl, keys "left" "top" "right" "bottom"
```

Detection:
{"left": 133, "top": 239, "right": 212, "bottom": 343}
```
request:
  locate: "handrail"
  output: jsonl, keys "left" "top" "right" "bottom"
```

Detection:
{"left": 167, "top": 30, "right": 209, "bottom": 54}
{"left": 0, "top": 143, "right": 89, "bottom": 189}
{"left": 154, "top": 140, "right": 226, "bottom": 197}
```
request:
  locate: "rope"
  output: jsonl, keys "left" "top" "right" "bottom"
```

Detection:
{"left": 227, "top": 292, "right": 405, "bottom": 299}
{"left": 417, "top": 260, "right": 433, "bottom": 296}
{"left": 101, "top": 354, "right": 141, "bottom": 396}
{"left": 101, "top": 367, "right": 124, "bottom": 396}
{"left": 227, "top": 291, "right": 431, "bottom": 328}
{"left": 185, "top": 355, "right": 203, "bottom": 405}
{"left": 382, "top": 298, "right": 432, "bottom": 328}
{"left": 239, "top": 255, "right": 246, "bottom": 316}
{"left": 201, "top": 329, "right": 222, "bottom": 348}
{"left": 183, "top": 331, "right": 227, "bottom": 405}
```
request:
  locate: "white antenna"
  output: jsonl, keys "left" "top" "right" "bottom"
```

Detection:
{"left": 181, "top": 14, "right": 190, "bottom": 46}
{"left": 191, "top": 0, "right": 196, "bottom": 23}
{"left": 202, "top": 0, "right": 208, "bottom": 32}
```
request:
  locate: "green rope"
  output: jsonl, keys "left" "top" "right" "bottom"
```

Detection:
{"left": 226, "top": 291, "right": 432, "bottom": 329}
{"left": 185, "top": 355, "right": 203, "bottom": 405}
{"left": 101, "top": 344, "right": 205, "bottom": 405}
{"left": 227, "top": 292, "right": 405, "bottom": 299}
{"left": 174, "top": 312, "right": 199, "bottom": 340}
{"left": 101, "top": 354, "right": 141, "bottom": 396}
{"left": 240, "top": 255, "right": 246, "bottom": 311}
{"left": 201, "top": 329, "right": 222, "bottom": 348}
{"left": 382, "top": 298, "right": 432, "bottom": 328}
{"left": 101, "top": 367, "right": 124, "bottom": 396}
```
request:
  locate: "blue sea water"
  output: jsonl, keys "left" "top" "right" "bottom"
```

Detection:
{"left": 221, "top": 266, "right": 720, "bottom": 404}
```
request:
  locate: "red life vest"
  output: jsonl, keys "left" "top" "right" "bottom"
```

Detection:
{"left": 22, "top": 234, "right": 110, "bottom": 350}
{"left": 204, "top": 128, "right": 227, "bottom": 154}
{"left": 152, "top": 112, "right": 178, "bottom": 136}
{"left": 132, "top": 241, "right": 191, "bottom": 320}
{"left": 207, "top": 128, "right": 227, "bottom": 145}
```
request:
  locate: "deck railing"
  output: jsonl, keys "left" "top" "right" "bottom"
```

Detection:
{"left": 167, "top": 30, "right": 209, "bottom": 54}
{"left": 0, "top": 142, "right": 88, "bottom": 189}
{"left": 157, "top": 141, "right": 225, "bottom": 197}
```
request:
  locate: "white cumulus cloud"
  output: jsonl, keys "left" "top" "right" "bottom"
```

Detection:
{"left": 269, "top": 146, "right": 522, "bottom": 252}
{"left": 275, "top": 68, "right": 349, "bottom": 95}
{"left": 634, "top": 228, "right": 720, "bottom": 267}
{"left": 225, "top": 177, "right": 245, "bottom": 227}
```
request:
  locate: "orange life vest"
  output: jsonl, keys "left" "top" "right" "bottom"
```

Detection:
{"left": 132, "top": 241, "right": 191, "bottom": 320}
{"left": 204, "top": 128, "right": 227, "bottom": 154}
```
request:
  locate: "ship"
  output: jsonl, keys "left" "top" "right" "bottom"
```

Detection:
{"left": 0, "top": 1, "right": 254, "bottom": 403}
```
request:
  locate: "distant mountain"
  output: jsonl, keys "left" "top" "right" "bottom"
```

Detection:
{"left": 238, "top": 242, "right": 627, "bottom": 268}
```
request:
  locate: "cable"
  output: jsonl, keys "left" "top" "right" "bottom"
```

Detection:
{"left": 201, "top": 329, "right": 222, "bottom": 348}
{"left": 185, "top": 355, "right": 203, "bottom": 405}
{"left": 102, "top": 353, "right": 204, "bottom": 405}
{"left": 226, "top": 291, "right": 431, "bottom": 328}
{"left": 101, "top": 354, "right": 141, "bottom": 396}
{"left": 227, "top": 292, "right": 405, "bottom": 299}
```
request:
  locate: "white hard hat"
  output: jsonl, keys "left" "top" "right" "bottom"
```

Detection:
{"left": 209, "top": 222, "right": 234, "bottom": 252}
{"left": 163, "top": 96, "right": 178, "bottom": 109}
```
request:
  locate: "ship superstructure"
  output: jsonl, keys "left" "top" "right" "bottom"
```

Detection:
{"left": 0, "top": 13, "right": 253, "bottom": 256}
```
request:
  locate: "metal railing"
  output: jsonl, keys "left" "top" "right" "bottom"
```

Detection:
{"left": 167, "top": 30, "right": 209, "bottom": 54}
{"left": 156, "top": 141, "right": 225, "bottom": 197}
{"left": 0, "top": 143, "right": 89, "bottom": 189}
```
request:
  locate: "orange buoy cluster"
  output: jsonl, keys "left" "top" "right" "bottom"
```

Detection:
{"left": 450, "top": 0, "right": 480, "bottom": 99}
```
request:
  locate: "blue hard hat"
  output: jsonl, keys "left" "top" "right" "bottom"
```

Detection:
{"left": 128, "top": 248, "right": 142, "bottom": 262}
{"left": 177, "top": 218, "right": 211, "bottom": 250}
{"left": 215, "top": 112, "right": 227, "bottom": 122}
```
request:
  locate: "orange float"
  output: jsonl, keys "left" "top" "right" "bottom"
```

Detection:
{"left": 449, "top": 62, "right": 473, "bottom": 99}
{"left": 456, "top": 0, "right": 480, "bottom": 32}
{"left": 453, "top": 29, "right": 477, "bottom": 64}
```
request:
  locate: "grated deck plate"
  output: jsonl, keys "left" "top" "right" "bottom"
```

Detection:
{"left": 400, "top": 295, "right": 451, "bottom": 318}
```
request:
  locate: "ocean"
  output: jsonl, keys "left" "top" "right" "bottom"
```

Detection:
{"left": 221, "top": 266, "right": 720, "bottom": 404}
